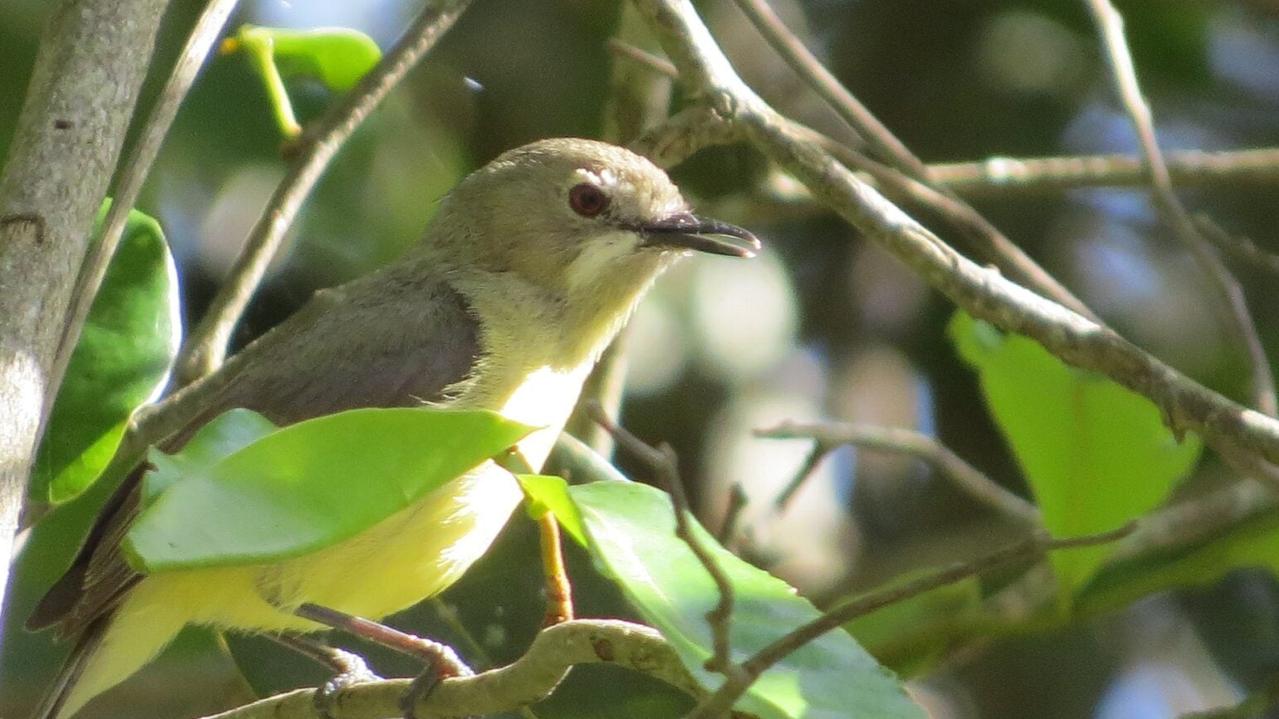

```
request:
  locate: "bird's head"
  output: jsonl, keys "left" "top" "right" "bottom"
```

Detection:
{"left": 429, "top": 138, "right": 759, "bottom": 303}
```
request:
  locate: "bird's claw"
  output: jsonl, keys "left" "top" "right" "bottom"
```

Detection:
{"left": 313, "top": 648, "right": 382, "bottom": 719}
{"left": 398, "top": 652, "right": 475, "bottom": 719}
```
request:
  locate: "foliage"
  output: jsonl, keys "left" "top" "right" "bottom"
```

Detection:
{"left": 33, "top": 201, "right": 180, "bottom": 505}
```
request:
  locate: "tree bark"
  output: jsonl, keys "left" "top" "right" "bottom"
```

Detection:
{"left": 0, "top": 0, "right": 169, "bottom": 629}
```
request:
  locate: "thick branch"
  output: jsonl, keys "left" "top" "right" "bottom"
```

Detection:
{"left": 0, "top": 0, "right": 168, "bottom": 619}
{"left": 50, "top": 0, "right": 240, "bottom": 403}
{"left": 632, "top": 0, "right": 1279, "bottom": 468}
{"left": 197, "top": 620, "right": 700, "bottom": 719}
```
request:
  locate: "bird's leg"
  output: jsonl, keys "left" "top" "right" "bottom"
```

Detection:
{"left": 295, "top": 603, "right": 474, "bottom": 719}
{"left": 267, "top": 633, "right": 382, "bottom": 719}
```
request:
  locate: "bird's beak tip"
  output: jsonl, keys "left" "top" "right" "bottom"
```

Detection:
{"left": 634, "top": 212, "right": 760, "bottom": 258}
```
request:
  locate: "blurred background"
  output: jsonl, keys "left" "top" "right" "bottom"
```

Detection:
{"left": 5, "top": 0, "right": 1279, "bottom": 717}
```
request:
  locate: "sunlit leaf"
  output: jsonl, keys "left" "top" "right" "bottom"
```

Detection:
{"left": 33, "top": 201, "right": 180, "bottom": 505}
{"left": 124, "top": 408, "right": 532, "bottom": 572}
{"left": 571, "top": 481, "right": 925, "bottom": 719}
{"left": 949, "top": 312, "right": 1201, "bottom": 594}
{"left": 516, "top": 474, "right": 587, "bottom": 546}
{"left": 222, "top": 24, "right": 381, "bottom": 137}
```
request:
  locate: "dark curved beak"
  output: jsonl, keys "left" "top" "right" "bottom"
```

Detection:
{"left": 632, "top": 212, "right": 760, "bottom": 258}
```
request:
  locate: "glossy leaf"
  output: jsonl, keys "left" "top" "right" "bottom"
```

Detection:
{"left": 124, "top": 408, "right": 532, "bottom": 572}
{"left": 949, "top": 312, "right": 1201, "bottom": 593}
{"left": 570, "top": 481, "right": 925, "bottom": 719}
{"left": 33, "top": 201, "right": 180, "bottom": 505}
{"left": 516, "top": 474, "right": 587, "bottom": 546}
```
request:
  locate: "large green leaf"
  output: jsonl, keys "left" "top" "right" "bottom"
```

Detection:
{"left": 124, "top": 407, "right": 532, "bottom": 572}
{"left": 224, "top": 24, "right": 381, "bottom": 137}
{"left": 33, "top": 201, "right": 180, "bottom": 505}
{"left": 569, "top": 481, "right": 925, "bottom": 719}
{"left": 949, "top": 312, "right": 1201, "bottom": 594}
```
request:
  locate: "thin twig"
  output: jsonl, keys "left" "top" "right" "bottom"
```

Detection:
{"left": 686, "top": 523, "right": 1135, "bottom": 718}
{"left": 770, "top": 441, "right": 829, "bottom": 513}
{"left": 50, "top": 0, "right": 240, "bottom": 405}
{"left": 758, "top": 420, "right": 1041, "bottom": 525}
{"left": 607, "top": 38, "right": 678, "bottom": 79}
{"left": 174, "top": 0, "right": 473, "bottom": 385}
{"left": 587, "top": 403, "right": 743, "bottom": 679}
{"left": 1084, "top": 0, "right": 1276, "bottom": 417}
{"left": 1194, "top": 214, "right": 1279, "bottom": 277}
{"left": 715, "top": 483, "right": 749, "bottom": 548}
{"left": 929, "top": 148, "right": 1279, "bottom": 195}
{"left": 730, "top": 0, "right": 1097, "bottom": 321}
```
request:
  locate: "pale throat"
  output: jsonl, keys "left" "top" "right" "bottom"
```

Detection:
{"left": 450, "top": 261, "right": 663, "bottom": 469}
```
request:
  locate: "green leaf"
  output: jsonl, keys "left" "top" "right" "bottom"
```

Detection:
{"left": 570, "top": 481, "right": 925, "bottom": 719}
{"left": 124, "top": 408, "right": 533, "bottom": 572}
{"left": 1078, "top": 509, "right": 1279, "bottom": 616}
{"left": 33, "top": 201, "right": 180, "bottom": 505}
{"left": 225, "top": 24, "right": 382, "bottom": 137}
{"left": 949, "top": 312, "right": 1201, "bottom": 594}
{"left": 516, "top": 474, "right": 588, "bottom": 547}
{"left": 141, "top": 409, "right": 279, "bottom": 507}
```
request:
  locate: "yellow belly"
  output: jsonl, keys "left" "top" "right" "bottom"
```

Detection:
{"left": 128, "top": 462, "right": 523, "bottom": 633}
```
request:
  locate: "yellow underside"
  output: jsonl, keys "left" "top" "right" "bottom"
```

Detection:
{"left": 59, "top": 466, "right": 523, "bottom": 719}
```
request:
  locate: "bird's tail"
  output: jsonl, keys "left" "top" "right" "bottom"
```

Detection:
{"left": 28, "top": 618, "right": 107, "bottom": 719}
{"left": 29, "top": 586, "right": 187, "bottom": 719}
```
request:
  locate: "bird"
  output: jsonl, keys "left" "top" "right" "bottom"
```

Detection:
{"left": 26, "top": 137, "right": 759, "bottom": 719}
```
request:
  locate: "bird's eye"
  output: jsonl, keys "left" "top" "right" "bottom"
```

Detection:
{"left": 568, "top": 183, "right": 609, "bottom": 217}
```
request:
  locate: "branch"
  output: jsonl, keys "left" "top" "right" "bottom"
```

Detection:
{"left": 730, "top": 0, "right": 1097, "bottom": 321}
{"left": 686, "top": 524, "right": 1135, "bottom": 718}
{"left": 196, "top": 620, "right": 701, "bottom": 719}
{"left": 174, "top": 0, "right": 473, "bottom": 385}
{"left": 757, "top": 420, "right": 1041, "bottom": 526}
{"left": 1084, "top": 0, "right": 1275, "bottom": 417}
{"left": 630, "top": 0, "right": 1279, "bottom": 469}
{"left": 588, "top": 404, "right": 744, "bottom": 679}
{"left": 0, "top": 0, "right": 168, "bottom": 616}
{"left": 49, "top": 0, "right": 240, "bottom": 403}
{"left": 929, "top": 148, "right": 1279, "bottom": 195}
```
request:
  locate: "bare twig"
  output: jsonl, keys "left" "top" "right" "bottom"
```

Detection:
{"left": 607, "top": 38, "right": 679, "bottom": 80}
{"left": 929, "top": 148, "right": 1279, "bottom": 195}
{"left": 196, "top": 619, "right": 701, "bottom": 719}
{"left": 1084, "top": 0, "right": 1276, "bottom": 417}
{"left": 686, "top": 523, "right": 1135, "bottom": 719}
{"left": 631, "top": 0, "right": 1279, "bottom": 467}
{"left": 174, "top": 0, "right": 473, "bottom": 385}
{"left": 50, "top": 0, "right": 240, "bottom": 405}
{"left": 758, "top": 420, "right": 1041, "bottom": 525}
{"left": 730, "top": 0, "right": 1096, "bottom": 321}
{"left": 716, "top": 483, "right": 749, "bottom": 547}
{"left": 1194, "top": 214, "right": 1279, "bottom": 277}
{"left": 587, "top": 403, "right": 743, "bottom": 679}
{"left": 728, "top": 0, "right": 918, "bottom": 176}
{"left": 770, "top": 441, "right": 829, "bottom": 513}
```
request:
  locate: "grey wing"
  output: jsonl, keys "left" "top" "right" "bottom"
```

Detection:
{"left": 29, "top": 273, "right": 483, "bottom": 636}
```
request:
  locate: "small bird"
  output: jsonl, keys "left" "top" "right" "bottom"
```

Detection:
{"left": 27, "top": 137, "right": 759, "bottom": 718}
